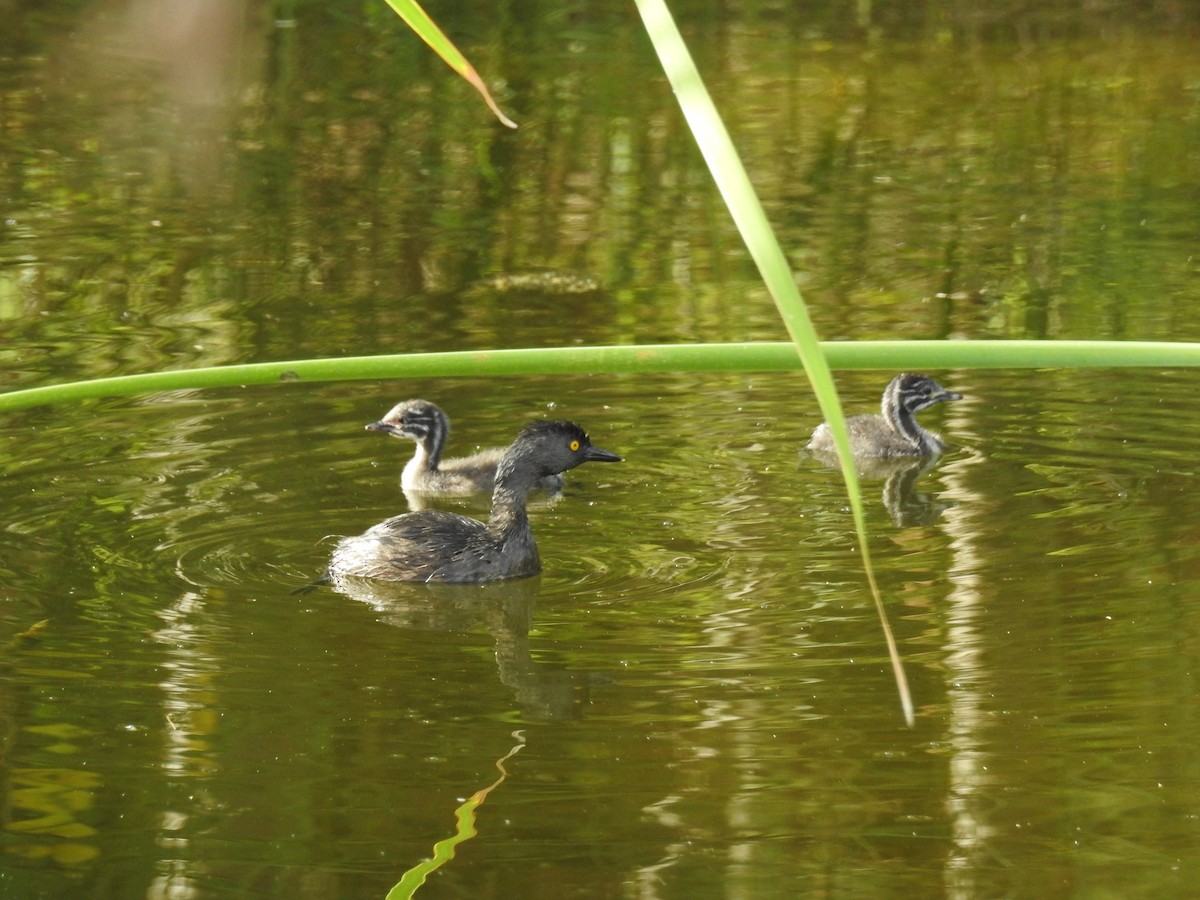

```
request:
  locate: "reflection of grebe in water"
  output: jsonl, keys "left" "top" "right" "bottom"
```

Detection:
{"left": 807, "top": 452, "right": 956, "bottom": 527}
{"left": 808, "top": 374, "right": 962, "bottom": 458}
{"left": 330, "top": 421, "right": 621, "bottom": 583}
{"left": 880, "top": 456, "right": 954, "bottom": 527}
{"left": 330, "top": 576, "right": 608, "bottom": 721}
{"left": 367, "top": 399, "right": 564, "bottom": 495}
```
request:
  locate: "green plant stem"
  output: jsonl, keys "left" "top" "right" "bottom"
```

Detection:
{"left": 3, "top": 341, "right": 1198, "bottom": 412}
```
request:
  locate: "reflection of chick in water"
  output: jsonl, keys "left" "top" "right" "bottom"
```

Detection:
{"left": 808, "top": 451, "right": 955, "bottom": 528}
{"left": 811, "top": 451, "right": 950, "bottom": 528}
{"left": 331, "top": 576, "right": 606, "bottom": 721}
{"left": 879, "top": 457, "right": 954, "bottom": 527}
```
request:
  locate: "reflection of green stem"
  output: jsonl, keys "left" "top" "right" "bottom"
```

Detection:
{"left": 387, "top": 732, "right": 527, "bottom": 900}
{"left": 3, "top": 341, "right": 1198, "bottom": 412}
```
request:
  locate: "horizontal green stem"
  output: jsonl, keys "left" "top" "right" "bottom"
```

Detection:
{"left": 3, "top": 340, "right": 1199, "bottom": 411}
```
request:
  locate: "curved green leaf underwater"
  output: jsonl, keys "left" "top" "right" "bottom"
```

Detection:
{"left": 386, "top": 732, "right": 525, "bottom": 899}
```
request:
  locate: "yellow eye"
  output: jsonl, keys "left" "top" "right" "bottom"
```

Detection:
{"left": 569, "top": 439, "right": 581, "bottom": 452}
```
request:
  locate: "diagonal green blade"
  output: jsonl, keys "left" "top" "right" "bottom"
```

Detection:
{"left": 381, "top": 0, "right": 516, "bottom": 128}
{"left": 632, "top": 0, "right": 911, "bottom": 725}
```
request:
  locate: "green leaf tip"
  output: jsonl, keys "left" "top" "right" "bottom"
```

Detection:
{"left": 382, "top": 0, "right": 517, "bottom": 128}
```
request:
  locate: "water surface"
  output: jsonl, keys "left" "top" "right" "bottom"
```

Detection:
{"left": 2, "top": 3, "right": 1200, "bottom": 898}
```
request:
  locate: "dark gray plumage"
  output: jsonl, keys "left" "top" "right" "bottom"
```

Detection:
{"left": 331, "top": 420, "right": 621, "bottom": 583}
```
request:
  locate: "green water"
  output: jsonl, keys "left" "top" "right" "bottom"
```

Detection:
{"left": 3, "top": 3, "right": 1200, "bottom": 898}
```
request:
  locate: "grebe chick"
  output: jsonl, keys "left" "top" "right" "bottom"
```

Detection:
{"left": 367, "top": 399, "right": 563, "bottom": 494}
{"left": 330, "top": 420, "right": 621, "bottom": 583}
{"left": 807, "top": 373, "right": 962, "bottom": 458}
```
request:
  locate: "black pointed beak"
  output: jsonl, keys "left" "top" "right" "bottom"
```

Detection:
{"left": 585, "top": 446, "right": 623, "bottom": 463}
{"left": 938, "top": 389, "right": 964, "bottom": 402}
{"left": 365, "top": 420, "right": 397, "bottom": 434}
